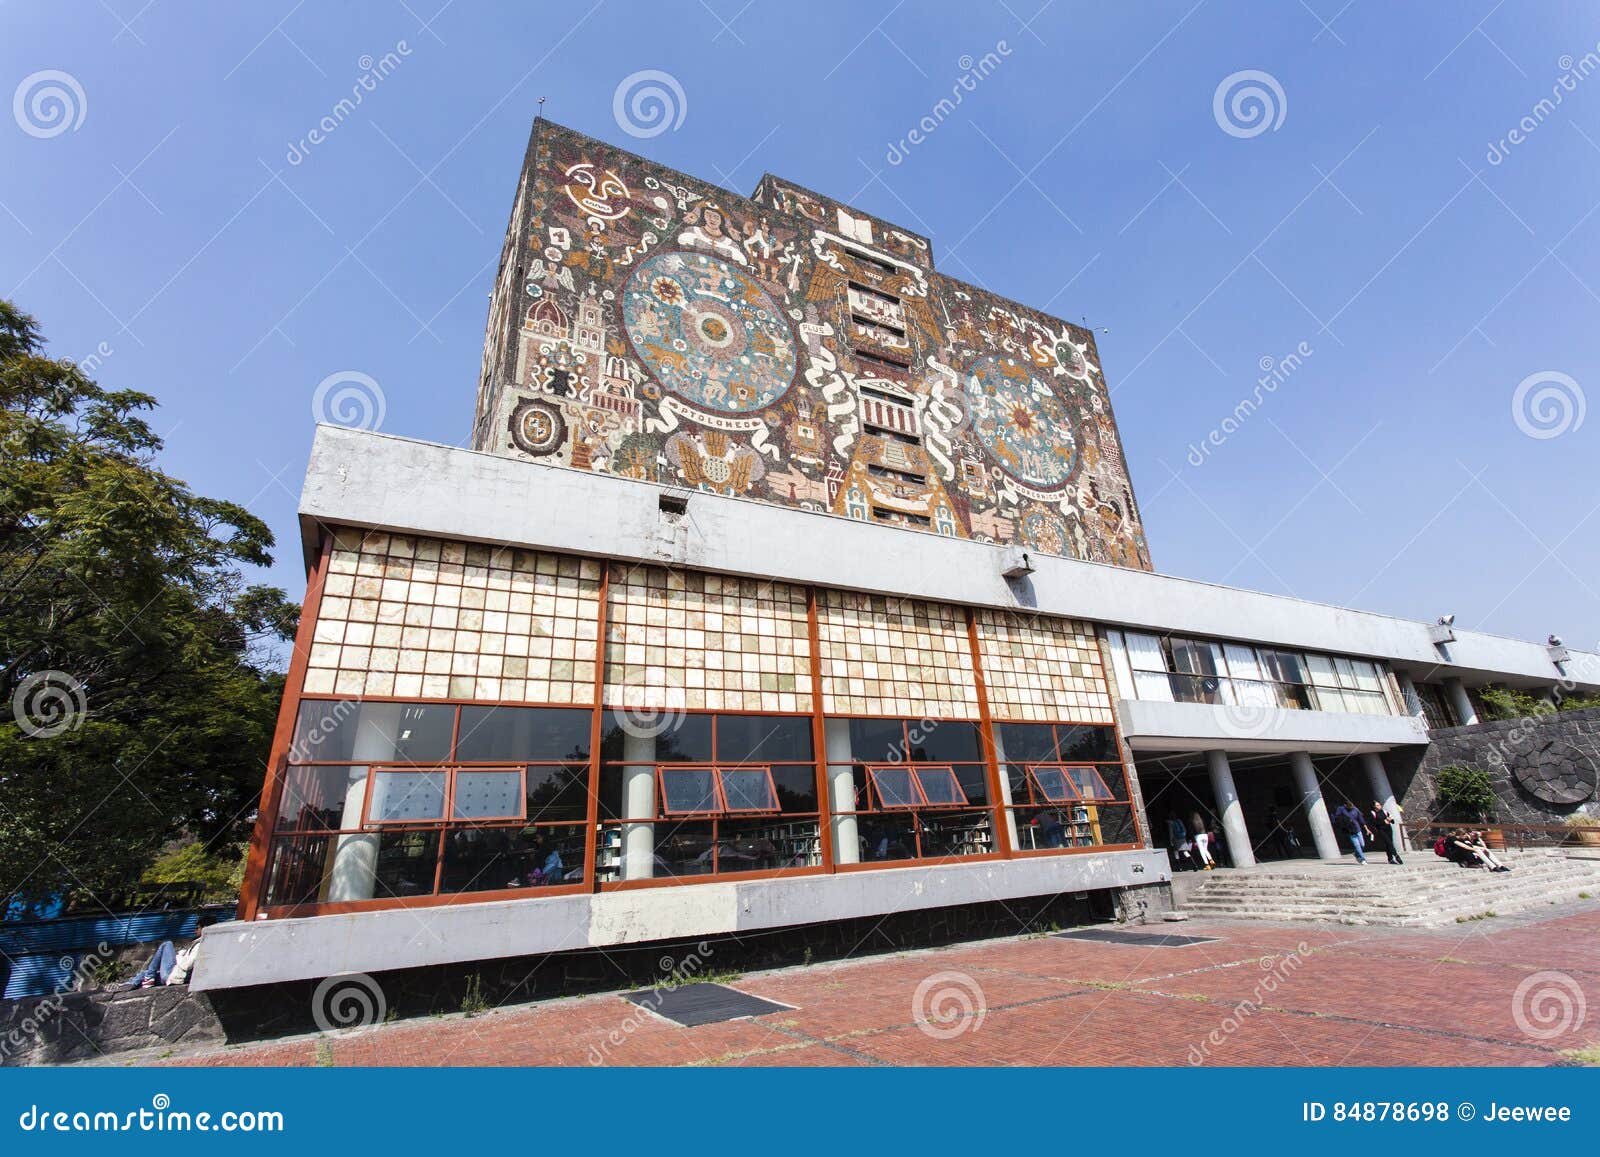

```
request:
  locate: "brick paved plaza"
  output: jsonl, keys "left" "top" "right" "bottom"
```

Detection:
{"left": 157, "top": 903, "right": 1600, "bottom": 1068}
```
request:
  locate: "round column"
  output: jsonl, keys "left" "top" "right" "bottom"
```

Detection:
{"left": 621, "top": 731, "right": 657, "bottom": 880}
{"left": 825, "top": 719, "right": 859, "bottom": 865}
{"left": 1289, "top": 751, "right": 1340, "bottom": 861}
{"left": 1205, "top": 750, "right": 1255, "bottom": 868}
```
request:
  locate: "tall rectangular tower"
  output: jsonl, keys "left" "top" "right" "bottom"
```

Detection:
{"left": 475, "top": 119, "right": 1150, "bottom": 570}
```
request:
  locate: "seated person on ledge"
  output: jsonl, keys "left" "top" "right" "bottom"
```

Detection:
{"left": 118, "top": 914, "right": 216, "bottom": 989}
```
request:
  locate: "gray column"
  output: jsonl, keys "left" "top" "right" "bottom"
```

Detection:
{"left": 1288, "top": 751, "right": 1340, "bottom": 861}
{"left": 325, "top": 703, "right": 407, "bottom": 902}
{"left": 1361, "top": 751, "right": 1396, "bottom": 811}
{"left": 621, "top": 731, "right": 657, "bottom": 880}
{"left": 990, "top": 727, "right": 1021, "bottom": 852}
{"left": 1205, "top": 750, "right": 1255, "bottom": 868}
{"left": 824, "top": 719, "right": 859, "bottom": 865}
{"left": 1443, "top": 676, "right": 1479, "bottom": 726}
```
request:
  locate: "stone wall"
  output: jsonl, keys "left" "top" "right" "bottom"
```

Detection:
{"left": 1395, "top": 707, "right": 1600, "bottom": 826}
{"left": 1, "top": 985, "right": 224, "bottom": 1067}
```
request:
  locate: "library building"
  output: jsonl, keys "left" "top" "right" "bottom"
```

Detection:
{"left": 193, "top": 119, "right": 1599, "bottom": 991}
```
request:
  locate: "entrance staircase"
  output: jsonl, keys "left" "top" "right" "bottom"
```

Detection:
{"left": 1171, "top": 849, "right": 1600, "bottom": 927}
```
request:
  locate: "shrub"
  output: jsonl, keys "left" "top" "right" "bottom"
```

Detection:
{"left": 1434, "top": 764, "right": 1497, "bottom": 821}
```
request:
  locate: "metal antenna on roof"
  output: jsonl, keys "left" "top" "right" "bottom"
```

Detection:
{"left": 537, "top": 96, "right": 546, "bottom": 117}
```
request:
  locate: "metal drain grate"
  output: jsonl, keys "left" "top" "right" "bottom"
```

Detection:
{"left": 1053, "top": 927, "right": 1219, "bottom": 948}
{"left": 622, "top": 982, "right": 794, "bottom": 1027}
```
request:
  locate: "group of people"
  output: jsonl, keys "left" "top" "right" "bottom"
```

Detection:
{"left": 1330, "top": 800, "right": 1405, "bottom": 865}
{"left": 1165, "top": 811, "right": 1225, "bottom": 870}
{"left": 1438, "top": 829, "right": 1513, "bottom": 872}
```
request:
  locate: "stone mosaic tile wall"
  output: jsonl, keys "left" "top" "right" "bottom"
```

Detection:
{"left": 817, "top": 592, "right": 979, "bottom": 719}
{"left": 976, "top": 610, "right": 1113, "bottom": 723}
{"left": 601, "top": 564, "right": 813, "bottom": 713}
{"left": 305, "top": 530, "right": 601, "bottom": 703}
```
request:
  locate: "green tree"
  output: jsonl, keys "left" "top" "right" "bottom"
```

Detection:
{"left": 0, "top": 300, "right": 297, "bottom": 908}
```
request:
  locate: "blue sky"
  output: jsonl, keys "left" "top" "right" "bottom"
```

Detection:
{"left": 3, "top": 1, "right": 1597, "bottom": 650}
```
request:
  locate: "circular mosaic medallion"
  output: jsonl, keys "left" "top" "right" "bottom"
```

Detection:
{"left": 1054, "top": 339, "right": 1088, "bottom": 378}
{"left": 964, "top": 355, "right": 1078, "bottom": 491}
{"left": 508, "top": 398, "right": 566, "bottom": 456}
{"left": 1021, "top": 508, "right": 1070, "bottom": 556}
{"left": 1513, "top": 752, "right": 1598, "bottom": 806}
{"left": 621, "top": 250, "right": 797, "bottom": 414}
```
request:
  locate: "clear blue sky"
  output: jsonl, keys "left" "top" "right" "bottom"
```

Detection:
{"left": 4, "top": 1, "right": 1597, "bottom": 650}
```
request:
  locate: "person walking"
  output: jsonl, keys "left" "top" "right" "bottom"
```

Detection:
{"left": 1331, "top": 800, "right": 1370, "bottom": 864}
{"left": 1166, "top": 813, "right": 1194, "bottom": 871}
{"left": 1190, "top": 810, "right": 1215, "bottom": 870}
{"left": 1368, "top": 801, "right": 1403, "bottom": 865}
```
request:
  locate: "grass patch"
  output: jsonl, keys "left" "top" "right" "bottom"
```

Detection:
{"left": 460, "top": 973, "right": 490, "bottom": 1017}
{"left": 1562, "top": 1043, "right": 1600, "bottom": 1066}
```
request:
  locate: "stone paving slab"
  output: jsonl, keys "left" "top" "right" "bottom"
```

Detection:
{"left": 149, "top": 904, "right": 1600, "bottom": 1069}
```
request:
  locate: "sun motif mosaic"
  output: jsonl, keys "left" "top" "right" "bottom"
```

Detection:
{"left": 964, "top": 356, "right": 1078, "bottom": 492}
{"left": 475, "top": 120, "right": 1152, "bottom": 571}
{"left": 621, "top": 250, "right": 797, "bottom": 415}
{"left": 305, "top": 529, "right": 601, "bottom": 704}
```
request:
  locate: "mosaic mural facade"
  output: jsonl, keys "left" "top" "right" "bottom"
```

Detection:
{"left": 474, "top": 119, "right": 1151, "bottom": 570}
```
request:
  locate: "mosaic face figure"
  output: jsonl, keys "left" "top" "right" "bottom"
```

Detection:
{"left": 964, "top": 355, "right": 1078, "bottom": 492}
{"left": 621, "top": 250, "right": 798, "bottom": 414}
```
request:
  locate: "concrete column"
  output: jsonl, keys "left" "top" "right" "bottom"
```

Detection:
{"left": 990, "top": 727, "right": 1020, "bottom": 852}
{"left": 1444, "top": 676, "right": 1479, "bottom": 726}
{"left": 1288, "top": 751, "right": 1340, "bottom": 862}
{"left": 1205, "top": 750, "right": 1255, "bottom": 868}
{"left": 1361, "top": 751, "right": 1396, "bottom": 812}
{"left": 824, "top": 719, "right": 859, "bottom": 865}
{"left": 1394, "top": 672, "right": 1424, "bottom": 717}
{"left": 325, "top": 703, "right": 405, "bottom": 903}
{"left": 621, "top": 731, "right": 657, "bottom": 880}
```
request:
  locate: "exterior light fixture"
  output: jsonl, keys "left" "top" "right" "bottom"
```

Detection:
{"left": 1000, "top": 546, "right": 1034, "bottom": 579}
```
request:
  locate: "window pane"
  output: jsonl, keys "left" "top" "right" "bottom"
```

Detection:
{"left": 715, "top": 714, "right": 813, "bottom": 763}
{"left": 1306, "top": 654, "right": 1341, "bottom": 688}
{"left": 655, "top": 714, "right": 714, "bottom": 762}
{"left": 1030, "top": 766, "right": 1072, "bottom": 802}
{"left": 1133, "top": 670, "right": 1174, "bottom": 701}
{"left": 456, "top": 706, "right": 591, "bottom": 762}
{"left": 1123, "top": 632, "right": 1166, "bottom": 672}
{"left": 953, "top": 764, "right": 990, "bottom": 806}
{"left": 869, "top": 766, "right": 918, "bottom": 807}
{"left": 1067, "top": 766, "right": 1114, "bottom": 800}
{"left": 368, "top": 771, "right": 447, "bottom": 823}
{"left": 1350, "top": 660, "right": 1383, "bottom": 693}
{"left": 277, "top": 765, "right": 362, "bottom": 830}
{"left": 1222, "top": 644, "right": 1262, "bottom": 681}
{"left": 291, "top": 701, "right": 453, "bottom": 764}
{"left": 720, "top": 767, "right": 779, "bottom": 812}
{"left": 770, "top": 765, "right": 819, "bottom": 813}
{"left": 909, "top": 720, "right": 980, "bottom": 763}
{"left": 848, "top": 718, "right": 908, "bottom": 763}
{"left": 1169, "top": 638, "right": 1219, "bottom": 677}
{"left": 525, "top": 763, "right": 590, "bottom": 823}
{"left": 452, "top": 770, "right": 524, "bottom": 820}
{"left": 996, "top": 722, "right": 1056, "bottom": 762}
{"left": 440, "top": 824, "right": 584, "bottom": 893}
{"left": 1056, "top": 725, "right": 1116, "bottom": 762}
{"left": 660, "top": 767, "right": 718, "bottom": 814}
{"left": 914, "top": 767, "right": 966, "bottom": 806}
{"left": 1261, "top": 650, "right": 1306, "bottom": 686}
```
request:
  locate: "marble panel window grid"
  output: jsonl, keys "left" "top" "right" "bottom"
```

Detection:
{"left": 601, "top": 564, "right": 814, "bottom": 714}
{"left": 304, "top": 529, "right": 601, "bottom": 704}
{"left": 816, "top": 590, "right": 979, "bottom": 720}
{"left": 976, "top": 609, "right": 1113, "bottom": 724}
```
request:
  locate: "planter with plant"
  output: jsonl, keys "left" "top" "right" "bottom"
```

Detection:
{"left": 1564, "top": 811, "right": 1600, "bottom": 848}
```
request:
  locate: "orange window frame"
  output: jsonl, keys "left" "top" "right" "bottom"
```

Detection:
{"left": 1026, "top": 764, "right": 1077, "bottom": 804}
{"left": 864, "top": 764, "right": 968, "bottom": 810}
{"left": 657, "top": 764, "right": 779, "bottom": 817}
{"left": 360, "top": 765, "right": 526, "bottom": 828}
